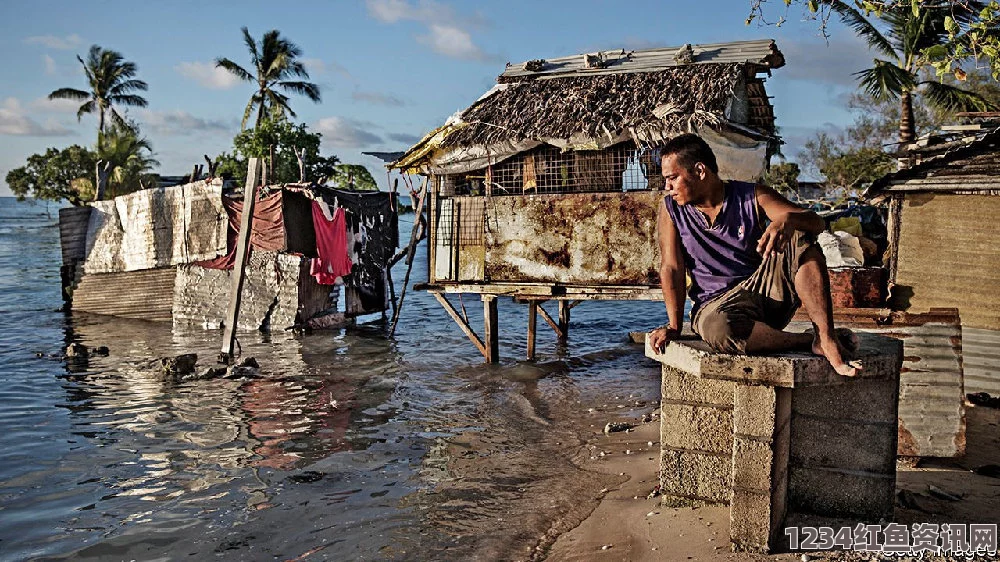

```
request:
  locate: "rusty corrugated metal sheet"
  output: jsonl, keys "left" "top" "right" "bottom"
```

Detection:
{"left": 72, "top": 268, "right": 176, "bottom": 322}
{"left": 894, "top": 194, "right": 1000, "bottom": 331}
{"left": 499, "top": 39, "right": 783, "bottom": 80}
{"left": 963, "top": 327, "right": 1000, "bottom": 396}
{"left": 481, "top": 191, "right": 660, "bottom": 285}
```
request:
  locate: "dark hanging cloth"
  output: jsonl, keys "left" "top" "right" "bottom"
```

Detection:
{"left": 319, "top": 189, "right": 398, "bottom": 316}
{"left": 195, "top": 190, "right": 288, "bottom": 270}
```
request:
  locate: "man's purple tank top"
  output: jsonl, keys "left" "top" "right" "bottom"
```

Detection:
{"left": 664, "top": 180, "right": 763, "bottom": 313}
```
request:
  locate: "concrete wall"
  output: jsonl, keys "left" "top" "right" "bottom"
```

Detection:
{"left": 173, "top": 251, "right": 332, "bottom": 331}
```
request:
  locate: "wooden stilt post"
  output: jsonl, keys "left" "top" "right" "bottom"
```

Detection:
{"left": 527, "top": 301, "right": 537, "bottom": 361}
{"left": 483, "top": 295, "right": 499, "bottom": 363}
{"left": 558, "top": 300, "right": 571, "bottom": 344}
{"left": 220, "top": 158, "right": 262, "bottom": 364}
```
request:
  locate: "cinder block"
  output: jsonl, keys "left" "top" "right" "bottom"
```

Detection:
{"left": 730, "top": 490, "right": 775, "bottom": 553}
{"left": 790, "top": 415, "right": 897, "bottom": 474}
{"left": 660, "top": 402, "right": 733, "bottom": 453}
{"left": 791, "top": 379, "right": 899, "bottom": 423}
{"left": 788, "top": 467, "right": 895, "bottom": 520}
{"left": 660, "top": 448, "right": 731, "bottom": 504}
{"left": 734, "top": 385, "right": 792, "bottom": 438}
{"left": 732, "top": 437, "right": 776, "bottom": 492}
{"left": 661, "top": 365, "right": 735, "bottom": 405}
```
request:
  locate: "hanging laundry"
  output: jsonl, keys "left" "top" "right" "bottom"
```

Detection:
{"left": 310, "top": 200, "right": 352, "bottom": 285}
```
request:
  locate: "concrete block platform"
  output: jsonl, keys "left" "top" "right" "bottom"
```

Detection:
{"left": 646, "top": 333, "right": 903, "bottom": 553}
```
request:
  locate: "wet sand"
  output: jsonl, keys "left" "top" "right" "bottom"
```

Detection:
{"left": 549, "top": 404, "right": 1000, "bottom": 562}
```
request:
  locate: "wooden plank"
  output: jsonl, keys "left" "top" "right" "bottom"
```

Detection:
{"left": 221, "top": 158, "right": 262, "bottom": 362}
{"left": 413, "top": 282, "right": 662, "bottom": 301}
{"left": 527, "top": 301, "right": 537, "bottom": 360}
{"left": 558, "top": 300, "right": 571, "bottom": 344}
{"left": 484, "top": 295, "right": 499, "bottom": 363}
{"left": 432, "top": 292, "right": 486, "bottom": 357}
{"left": 537, "top": 303, "right": 564, "bottom": 339}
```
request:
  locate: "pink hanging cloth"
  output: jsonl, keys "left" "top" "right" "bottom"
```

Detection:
{"left": 310, "top": 200, "right": 353, "bottom": 285}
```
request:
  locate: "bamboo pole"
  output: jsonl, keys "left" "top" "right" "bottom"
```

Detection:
{"left": 220, "top": 158, "right": 263, "bottom": 363}
{"left": 388, "top": 177, "right": 428, "bottom": 336}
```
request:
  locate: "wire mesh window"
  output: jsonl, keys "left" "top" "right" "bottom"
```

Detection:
{"left": 437, "top": 142, "right": 664, "bottom": 197}
{"left": 435, "top": 197, "right": 486, "bottom": 247}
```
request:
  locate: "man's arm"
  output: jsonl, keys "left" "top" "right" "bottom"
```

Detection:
{"left": 650, "top": 200, "right": 686, "bottom": 352}
{"left": 755, "top": 184, "right": 825, "bottom": 259}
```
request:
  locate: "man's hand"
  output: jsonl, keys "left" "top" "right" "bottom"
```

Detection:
{"left": 756, "top": 219, "right": 793, "bottom": 260}
{"left": 649, "top": 326, "right": 680, "bottom": 354}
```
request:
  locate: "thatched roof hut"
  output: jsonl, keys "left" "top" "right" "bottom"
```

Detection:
{"left": 392, "top": 40, "right": 786, "bottom": 363}
{"left": 393, "top": 39, "right": 784, "bottom": 177}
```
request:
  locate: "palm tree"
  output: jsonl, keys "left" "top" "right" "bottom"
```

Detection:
{"left": 98, "top": 122, "right": 159, "bottom": 198}
{"left": 48, "top": 45, "right": 148, "bottom": 147}
{"left": 215, "top": 27, "right": 322, "bottom": 130}
{"left": 830, "top": 1, "right": 997, "bottom": 147}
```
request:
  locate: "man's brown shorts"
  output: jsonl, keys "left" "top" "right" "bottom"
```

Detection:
{"left": 691, "top": 231, "right": 815, "bottom": 354}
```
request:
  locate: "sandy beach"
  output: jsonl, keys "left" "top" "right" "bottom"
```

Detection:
{"left": 546, "top": 403, "right": 1000, "bottom": 562}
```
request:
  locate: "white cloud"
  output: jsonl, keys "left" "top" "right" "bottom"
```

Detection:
{"left": 780, "top": 34, "right": 872, "bottom": 87}
{"left": 301, "top": 57, "right": 353, "bottom": 80}
{"left": 366, "top": 0, "right": 495, "bottom": 62}
{"left": 175, "top": 62, "right": 243, "bottom": 90}
{"left": 0, "top": 98, "right": 73, "bottom": 136}
{"left": 352, "top": 90, "right": 405, "bottom": 107}
{"left": 30, "top": 96, "right": 81, "bottom": 113}
{"left": 387, "top": 132, "right": 420, "bottom": 144}
{"left": 315, "top": 116, "right": 383, "bottom": 148}
{"left": 43, "top": 54, "right": 57, "bottom": 75}
{"left": 24, "top": 33, "right": 83, "bottom": 50}
{"left": 138, "top": 109, "right": 236, "bottom": 136}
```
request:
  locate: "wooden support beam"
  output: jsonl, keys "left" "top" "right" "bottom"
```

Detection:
{"left": 483, "top": 295, "right": 499, "bottom": 364}
{"left": 558, "top": 300, "right": 571, "bottom": 344}
{"left": 527, "top": 301, "right": 537, "bottom": 361}
{"left": 537, "top": 303, "right": 564, "bottom": 339}
{"left": 432, "top": 293, "right": 486, "bottom": 357}
{"left": 220, "top": 158, "right": 263, "bottom": 363}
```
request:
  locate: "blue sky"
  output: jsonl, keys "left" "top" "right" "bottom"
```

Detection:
{"left": 0, "top": 0, "right": 876, "bottom": 197}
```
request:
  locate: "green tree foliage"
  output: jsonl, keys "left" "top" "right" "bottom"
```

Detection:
{"left": 215, "top": 117, "right": 340, "bottom": 185}
{"left": 764, "top": 161, "right": 802, "bottom": 193}
{"left": 326, "top": 164, "right": 379, "bottom": 191}
{"left": 48, "top": 45, "right": 148, "bottom": 147}
{"left": 5, "top": 145, "right": 97, "bottom": 206}
{"left": 800, "top": 132, "right": 896, "bottom": 189}
{"left": 747, "top": 1, "right": 999, "bottom": 145}
{"left": 98, "top": 122, "right": 159, "bottom": 198}
{"left": 215, "top": 28, "right": 321, "bottom": 130}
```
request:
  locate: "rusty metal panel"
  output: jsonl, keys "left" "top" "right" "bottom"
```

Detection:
{"left": 894, "top": 194, "right": 1000, "bottom": 330}
{"left": 72, "top": 268, "right": 177, "bottom": 322}
{"left": 796, "top": 310, "right": 965, "bottom": 458}
{"left": 482, "top": 191, "right": 661, "bottom": 285}
{"left": 58, "top": 206, "right": 92, "bottom": 265}
{"left": 964, "top": 327, "right": 1000, "bottom": 396}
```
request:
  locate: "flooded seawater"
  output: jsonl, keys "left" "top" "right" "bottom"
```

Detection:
{"left": 0, "top": 196, "right": 665, "bottom": 561}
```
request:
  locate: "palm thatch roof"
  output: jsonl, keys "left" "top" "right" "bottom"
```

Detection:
{"left": 392, "top": 40, "right": 784, "bottom": 175}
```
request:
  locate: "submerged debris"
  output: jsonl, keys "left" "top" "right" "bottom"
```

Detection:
{"left": 603, "top": 422, "right": 635, "bottom": 434}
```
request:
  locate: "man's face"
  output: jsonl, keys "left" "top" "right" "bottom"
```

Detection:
{"left": 661, "top": 154, "right": 704, "bottom": 206}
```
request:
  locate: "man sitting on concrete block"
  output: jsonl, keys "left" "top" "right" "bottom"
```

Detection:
{"left": 648, "top": 134, "right": 860, "bottom": 377}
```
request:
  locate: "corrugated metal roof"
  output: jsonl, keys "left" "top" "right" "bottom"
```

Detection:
{"left": 865, "top": 127, "right": 1000, "bottom": 199}
{"left": 499, "top": 39, "right": 783, "bottom": 81}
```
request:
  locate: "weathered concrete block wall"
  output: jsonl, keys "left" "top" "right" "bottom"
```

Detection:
{"left": 659, "top": 366, "right": 735, "bottom": 505}
{"left": 173, "top": 251, "right": 331, "bottom": 331}
{"left": 787, "top": 378, "right": 899, "bottom": 521}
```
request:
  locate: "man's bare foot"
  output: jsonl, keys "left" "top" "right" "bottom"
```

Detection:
{"left": 811, "top": 331, "right": 862, "bottom": 377}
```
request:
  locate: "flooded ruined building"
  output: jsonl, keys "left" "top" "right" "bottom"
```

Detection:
{"left": 391, "top": 40, "right": 785, "bottom": 362}
{"left": 58, "top": 176, "right": 397, "bottom": 332}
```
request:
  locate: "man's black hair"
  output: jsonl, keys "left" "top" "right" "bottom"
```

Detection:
{"left": 661, "top": 133, "right": 719, "bottom": 174}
